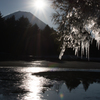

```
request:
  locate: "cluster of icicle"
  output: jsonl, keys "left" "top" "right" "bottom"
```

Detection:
{"left": 59, "top": 20, "right": 100, "bottom": 60}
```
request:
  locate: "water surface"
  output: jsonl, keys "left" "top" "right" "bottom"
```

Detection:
{"left": 0, "top": 60, "right": 100, "bottom": 100}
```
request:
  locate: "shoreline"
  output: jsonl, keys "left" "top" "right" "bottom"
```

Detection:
{"left": 0, "top": 60, "right": 100, "bottom": 70}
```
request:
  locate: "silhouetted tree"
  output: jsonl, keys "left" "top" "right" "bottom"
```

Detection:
{"left": 14, "top": 16, "right": 31, "bottom": 55}
{"left": 0, "top": 11, "right": 60, "bottom": 60}
{"left": 0, "top": 12, "right": 4, "bottom": 31}
{"left": 41, "top": 25, "right": 58, "bottom": 55}
{"left": 0, "top": 12, "right": 6, "bottom": 52}
{"left": 52, "top": 0, "right": 100, "bottom": 59}
{"left": 5, "top": 16, "right": 17, "bottom": 53}
{"left": 26, "top": 24, "right": 39, "bottom": 55}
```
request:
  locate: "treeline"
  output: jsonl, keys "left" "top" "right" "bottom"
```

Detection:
{"left": 0, "top": 12, "right": 60, "bottom": 59}
{"left": 0, "top": 12, "right": 100, "bottom": 61}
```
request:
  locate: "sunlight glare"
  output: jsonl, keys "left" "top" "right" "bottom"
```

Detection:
{"left": 34, "top": 0, "right": 46, "bottom": 10}
{"left": 21, "top": 73, "right": 50, "bottom": 100}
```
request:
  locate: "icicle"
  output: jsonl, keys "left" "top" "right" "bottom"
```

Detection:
{"left": 58, "top": 18, "right": 100, "bottom": 60}
{"left": 59, "top": 48, "right": 65, "bottom": 60}
{"left": 96, "top": 41, "right": 98, "bottom": 47}
{"left": 85, "top": 44, "right": 87, "bottom": 58}
{"left": 97, "top": 40, "right": 100, "bottom": 50}
{"left": 59, "top": 41, "right": 66, "bottom": 60}
{"left": 84, "top": 42, "right": 90, "bottom": 60}
{"left": 75, "top": 47, "right": 79, "bottom": 56}
{"left": 88, "top": 43, "right": 90, "bottom": 60}
{"left": 98, "top": 41, "right": 99, "bottom": 50}
{"left": 95, "top": 39, "right": 100, "bottom": 50}
{"left": 81, "top": 42, "right": 84, "bottom": 58}
{"left": 59, "top": 51, "right": 64, "bottom": 60}
{"left": 91, "top": 38, "right": 93, "bottom": 44}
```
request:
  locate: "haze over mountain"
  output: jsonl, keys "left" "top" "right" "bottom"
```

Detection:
{"left": 4, "top": 11, "right": 47, "bottom": 30}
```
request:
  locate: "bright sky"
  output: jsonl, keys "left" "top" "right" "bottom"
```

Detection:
{"left": 0, "top": 0, "right": 57, "bottom": 29}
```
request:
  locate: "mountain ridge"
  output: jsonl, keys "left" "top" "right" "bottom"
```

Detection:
{"left": 4, "top": 11, "right": 47, "bottom": 29}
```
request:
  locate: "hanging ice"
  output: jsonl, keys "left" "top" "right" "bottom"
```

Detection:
{"left": 59, "top": 19, "right": 100, "bottom": 60}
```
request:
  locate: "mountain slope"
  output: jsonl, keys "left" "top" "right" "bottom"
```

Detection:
{"left": 4, "top": 11, "right": 47, "bottom": 29}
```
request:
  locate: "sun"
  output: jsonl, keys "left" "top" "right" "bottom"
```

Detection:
{"left": 34, "top": 0, "right": 46, "bottom": 10}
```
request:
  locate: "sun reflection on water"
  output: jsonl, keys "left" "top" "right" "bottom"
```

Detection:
{"left": 11, "top": 60, "right": 69, "bottom": 100}
{"left": 21, "top": 75, "right": 44, "bottom": 100}
{"left": 15, "top": 63, "right": 51, "bottom": 100}
{"left": 18, "top": 73, "right": 50, "bottom": 100}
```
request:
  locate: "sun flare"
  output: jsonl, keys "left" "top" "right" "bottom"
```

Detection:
{"left": 34, "top": 0, "right": 46, "bottom": 10}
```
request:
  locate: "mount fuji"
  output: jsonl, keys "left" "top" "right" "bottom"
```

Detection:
{"left": 4, "top": 11, "right": 47, "bottom": 29}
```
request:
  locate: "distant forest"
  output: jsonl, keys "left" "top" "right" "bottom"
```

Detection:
{"left": 0, "top": 12, "right": 100, "bottom": 60}
{"left": 0, "top": 12, "right": 60, "bottom": 57}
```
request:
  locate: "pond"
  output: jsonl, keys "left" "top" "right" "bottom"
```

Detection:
{"left": 0, "top": 60, "right": 100, "bottom": 100}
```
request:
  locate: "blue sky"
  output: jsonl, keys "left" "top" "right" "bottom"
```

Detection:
{"left": 0, "top": 0, "right": 56, "bottom": 29}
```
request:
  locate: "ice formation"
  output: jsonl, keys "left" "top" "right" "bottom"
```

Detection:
{"left": 59, "top": 19, "right": 100, "bottom": 60}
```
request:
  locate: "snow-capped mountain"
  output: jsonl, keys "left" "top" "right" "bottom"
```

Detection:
{"left": 4, "top": 11, "right": 47, "bottom": 29}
